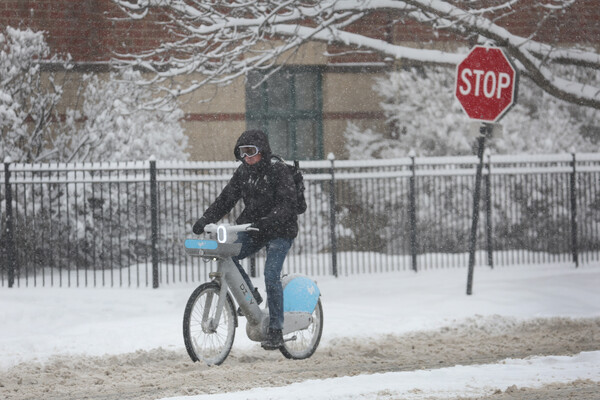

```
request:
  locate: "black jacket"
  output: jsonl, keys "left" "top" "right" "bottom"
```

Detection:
{"left": 197, "top": 130, "right": 298, "bottom": 241}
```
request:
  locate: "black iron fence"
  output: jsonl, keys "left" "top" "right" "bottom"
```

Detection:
{"left": 1, "top": 153, "right": 599, "bottom": 288}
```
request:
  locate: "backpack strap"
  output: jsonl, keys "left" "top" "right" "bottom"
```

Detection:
{"left": 271, "top": 154, "right": 286, "bottom": 164}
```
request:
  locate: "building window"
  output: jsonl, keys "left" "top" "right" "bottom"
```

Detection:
{"left": 246, "top": 67, "right": 323, "bottom": 160}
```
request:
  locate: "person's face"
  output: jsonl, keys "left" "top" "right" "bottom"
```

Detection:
{"left": 244, "top": 153, "right": 262, "bottom": 165}
{"left": 244, "top": 152, "right": 262, "bottom": 165}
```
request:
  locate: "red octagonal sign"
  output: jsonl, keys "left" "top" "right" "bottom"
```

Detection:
{"left": 455, "top": 46, "right": 518, "bottom": 122}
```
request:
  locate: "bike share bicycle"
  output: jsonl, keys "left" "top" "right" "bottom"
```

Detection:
{"left": 182, "top": 223, "right": 324, "bottom": 365}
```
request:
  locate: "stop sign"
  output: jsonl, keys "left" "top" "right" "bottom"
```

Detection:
{"left": 455, "top": 46, "right": 518, "bottom": 122}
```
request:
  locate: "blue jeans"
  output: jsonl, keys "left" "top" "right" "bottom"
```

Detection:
{"left": 232, "top": 233, "right": 293, "bottom": 330}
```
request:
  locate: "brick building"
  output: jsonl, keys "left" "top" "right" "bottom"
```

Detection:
{"left": 2, "top": 0, "right": 598, "bottom": 160}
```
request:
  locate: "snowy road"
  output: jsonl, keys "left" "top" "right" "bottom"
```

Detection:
{"left": 1, "top": 317, "right": 599, "bottom": 399}
{"left": 1, "top": 264, "right": 599, "bottom": 399}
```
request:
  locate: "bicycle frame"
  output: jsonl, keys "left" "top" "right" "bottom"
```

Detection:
{"left": 185, "top": 224, "right": 264, "bottom": 337}
{"left": 213, "top": 257, "right": 266, "bottom": 333}
{"left": 185, "top": 224, "right": 315, "bottom": 342}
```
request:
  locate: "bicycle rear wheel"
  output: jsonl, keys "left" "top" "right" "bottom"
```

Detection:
{"left": 279, "top": 299, "right": 323, "bottom": 360}
{"left": 183, "top": 282, "right": 237, "bottom": 366}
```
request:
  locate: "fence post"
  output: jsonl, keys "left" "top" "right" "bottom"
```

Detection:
{"left": 485, "top": 150, "right": 494, "bottom": 268}
{"left": 4, "top": 160, "right": 17, "bottom": 288}
{"left": 150, "top": 159, "right": 160, "bottom": 288}
{"left": 409, "top": 150, "right": 418, "bottom": 272}
{"left": 570, "top": 153, "right": 579, "bottom": 268}
{"left": 328, "top": 153, "right": 338, "bottom": 277}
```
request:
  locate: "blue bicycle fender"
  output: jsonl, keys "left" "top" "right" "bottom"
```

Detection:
{"left": 184, "top": 239, "right": 218, "bottom": 250}
{"left": 283, "top": 276, "right": 320, "bottom": 313}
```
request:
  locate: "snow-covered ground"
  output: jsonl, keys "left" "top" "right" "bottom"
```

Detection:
{"left": 164, "top": 352, "right": 600, "bottom": 400}
{"left": 1, "top": 262, "right": 599, "bottom": 399}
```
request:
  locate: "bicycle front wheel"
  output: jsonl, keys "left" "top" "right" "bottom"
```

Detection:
{"left": 280, "top": 298, "right": 323, "bottom": 360}
{"left": 183, "top": 282, "right": 237, "bottom": 366}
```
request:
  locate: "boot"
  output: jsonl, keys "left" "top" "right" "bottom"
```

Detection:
{"left": 237, "top": 288, "right": 263, "bottom": 316}
{"left": 261, "top": 328, "right": 283, "bottom": 350}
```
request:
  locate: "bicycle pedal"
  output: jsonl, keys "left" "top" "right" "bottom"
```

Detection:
{"left": 283, "top": 335, "right": 297, "bottom": 343}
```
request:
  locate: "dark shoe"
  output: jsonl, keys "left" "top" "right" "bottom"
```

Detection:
{"left": 261, "top": 328, "right": 283, "bottom": 350}
{"left": 237, "top": 288, "right": 263, "bottom": 317}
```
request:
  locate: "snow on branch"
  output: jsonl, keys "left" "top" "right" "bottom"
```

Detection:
{"left": 110, "top": 0, "right": 600, "bottom": 109}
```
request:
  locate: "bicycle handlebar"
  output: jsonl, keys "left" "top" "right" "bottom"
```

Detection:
{"left": 204, "top": 223, "right": 259, "bottom": 234}
{"left": 203, "top": 223, "right": 259, "bottom": 243}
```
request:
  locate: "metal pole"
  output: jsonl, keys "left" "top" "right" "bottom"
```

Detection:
{"left": 328, "top": 153, "right": 338, "bottom": 277}
{"left": 4, "top": 161, "right": 16, "bottom": 288}
{"left": 570, "top": 153, "right": 579, "bottom": 267}
{"left": 466, "top": 125, "right": 489, "bottom": 295}
{"left": 485, "top": 150, "right": 494, "bottom": 268}
{"left": 409, "top": 151, "right": 418, "bottom": 272}
{"left": 150, "top": 159, "right": 159, "bottom": 288}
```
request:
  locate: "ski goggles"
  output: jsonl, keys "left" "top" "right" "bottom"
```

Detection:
{"left": 238, "top": 145, "right": 260, "bottom": 158}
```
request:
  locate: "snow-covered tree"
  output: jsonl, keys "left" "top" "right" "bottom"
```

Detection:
{"left": 112, "top": 0, "right": 600, "bottom": 110}
{"left": 345, "top": 67, "right": 469, "bottom": 158}
{"left": 0, "top": 26, "right": 187, "bottom": 163}
{"left": 0, "top": 26, "right": 70, "bottom": 163}
{"left": 63, "top": 69, "right": 189, "bottom": 163}
{"left": 345, "top": 67, "right": 600, "bottom": 157}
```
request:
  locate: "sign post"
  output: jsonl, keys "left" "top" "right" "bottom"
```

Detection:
{"left": 465, "top": 124, "right": 492, "bottom": 296}
{"left": 455, "top": 45, "right": 518, "bottom": 295}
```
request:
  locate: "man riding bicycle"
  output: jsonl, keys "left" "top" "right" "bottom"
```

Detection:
{"left": 192, "top": 129, "right": 298, "bottom": 350}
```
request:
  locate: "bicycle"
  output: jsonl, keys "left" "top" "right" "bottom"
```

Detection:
{"left": 182, "top": 223, "right": 324, "bottom": 365}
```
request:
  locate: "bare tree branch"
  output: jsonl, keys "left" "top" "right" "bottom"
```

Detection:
{"left": 111, "top": 0, "right": 600, "bottom": 109}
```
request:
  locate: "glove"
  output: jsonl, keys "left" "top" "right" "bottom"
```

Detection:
{"left": 192, "top": 218, "right": 207, "bottom": 235}
{"left": 250, "top": 218, "right": 268, "bottom": 232}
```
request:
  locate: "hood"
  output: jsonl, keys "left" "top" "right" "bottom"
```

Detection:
{"left": 234, "top": 129, "right": 272, "bottom": 162}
